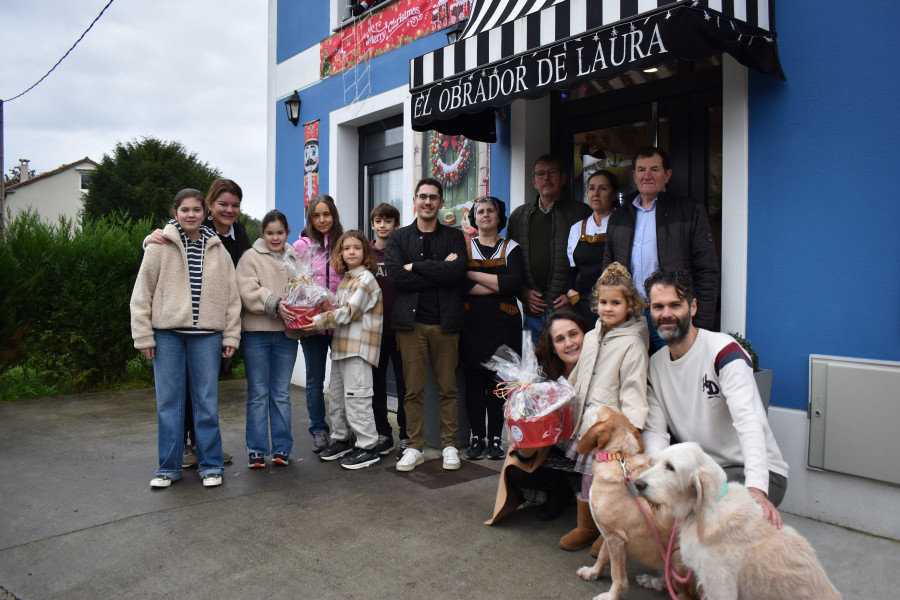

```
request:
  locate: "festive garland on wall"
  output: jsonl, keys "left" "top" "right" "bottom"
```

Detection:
{"left": 430, "top": 134, "right": 470, "bottom": 187}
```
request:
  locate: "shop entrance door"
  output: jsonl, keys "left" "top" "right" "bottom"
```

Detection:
{"left": 552, "top": 64, "right": 723, "bottom": 326}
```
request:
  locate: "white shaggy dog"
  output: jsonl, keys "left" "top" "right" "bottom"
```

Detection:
{"left": 634, "top": 443, "right": 841, "bottom": 600}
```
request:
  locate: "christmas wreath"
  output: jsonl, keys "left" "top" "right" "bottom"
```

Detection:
{"left": 430, "top": 134, "right": 470, "bottom": 187}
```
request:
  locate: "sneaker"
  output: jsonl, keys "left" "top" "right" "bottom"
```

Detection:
{"left": 272, "top": 451, "right": 290, "bottom": 466}
{"left": 182, "top": 445, "right": 197, "bottom": 469}
{"left": 442, "top": 446, "right": 461, "bottom": 470}
{"left": 374, "top": 434, "right": 394, "bottom": 455}
{"left": 312, "top": 430, "right": 331, "bottom": 453}
{"left": 150, "top": 475, "right": 173, "bottom": 488}
{"left": 341, "top": 447, "right": 382, "bottom": 470}
{"left": 223, "top": 452, "right": 233, "bottom": 465}
{"left": 466, "top": 436, "right": 486, "bottom": 460}
{"left": 202, "top": 473, "right": 223, "bottom": 487}
{"left": 396, "top": 438, "right": 410, "bottom": 460}
{"left": 396, "top": 447, "right": 424, "bottom": 472}
{"left": 487, "top": 437, "right": 504, "bottom": 460}
{"left": 248, "top": 452, "right": 265, "bottom": 469}
{"left": 319, "top": 439, "right": 354, "bottom": 461}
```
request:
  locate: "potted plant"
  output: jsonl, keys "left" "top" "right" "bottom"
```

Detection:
{"left": 727, "top": 331, "right": 773, "bottom": 413}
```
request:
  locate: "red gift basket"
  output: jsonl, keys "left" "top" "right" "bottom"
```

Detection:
{"left": 507, "top": 402, "right": 575, "bottom": 448}
{"left": 486, "top": 334, "right": 577, "bottom": 449}
{"left": 284, "top": 302, "right": 328, "bottom": 329}
{"left": 282, "top": 245, "right": 335, "bottom": 329}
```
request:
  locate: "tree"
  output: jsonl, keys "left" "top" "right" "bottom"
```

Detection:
{"left": 4, "top": 165, "right": 38, "bottom": 186}
{"left": 82, "top": 137, "right": 220, "bottom": 226}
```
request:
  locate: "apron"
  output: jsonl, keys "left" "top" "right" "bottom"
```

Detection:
{"left": 571, "top": 217, "right": 606, "bottom": 322}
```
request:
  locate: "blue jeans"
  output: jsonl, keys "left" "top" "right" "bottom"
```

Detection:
{"left": 299, "top": 333, "right": 332, "bottom": 436}
{"left": 152, "top": 330, "right": 224, "bottom": 479}
{"left": 243, "top": 331, "right": 299, "bottom": 455}
{"left": 523, "top": 313, "right": 549, "bottom": 349}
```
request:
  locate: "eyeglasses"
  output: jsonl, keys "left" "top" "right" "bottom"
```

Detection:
{"left": 415, "top": 193, "right": 441, "bottom": 201}
{"left": 533, "top": 169, "right": 561, "bottom": 179}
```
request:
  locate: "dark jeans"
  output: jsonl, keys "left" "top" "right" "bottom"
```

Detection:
{"left": 723, "top": 466, "right": 788, "bottom": 507}
{"left": 464, "top": 368, "right": 504, "bottom": 440}
{"left": 372, "top": 334, "right": 407, "bottom": 439}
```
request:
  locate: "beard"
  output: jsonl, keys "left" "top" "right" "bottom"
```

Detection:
{"left": 655, "top": 312, "right": 692, "bottom": 344}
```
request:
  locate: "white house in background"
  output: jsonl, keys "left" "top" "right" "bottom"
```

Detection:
{"left": 4, "top": 157, "right": 98, "bottom": 224}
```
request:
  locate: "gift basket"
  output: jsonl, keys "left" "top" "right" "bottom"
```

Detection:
{"left": 282, "top": 245, "right": 335, "bottom": 329}
{"left": 484, "top": 334, "right": 576, "bottom": 448}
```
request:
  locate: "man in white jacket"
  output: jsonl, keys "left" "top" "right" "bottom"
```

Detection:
{"left": 641, "top": 268, "right": 789, "bottom": 528}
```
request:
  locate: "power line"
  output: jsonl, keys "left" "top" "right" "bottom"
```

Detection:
{"left": 4, "top": 0, "right": 116, "bottom": 103}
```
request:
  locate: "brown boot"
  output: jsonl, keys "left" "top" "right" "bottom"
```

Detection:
{"left": 558, "top": 498, "right": 600, "bottom": 551}
{"left": 589, "top": 533, "right": 604, "bottom": 557}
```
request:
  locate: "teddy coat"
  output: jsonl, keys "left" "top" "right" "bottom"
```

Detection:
{"left": 236, "top": 239, "right": 303, "bottom": 337}
{"left": 130, "top": 223, "right": 241, "bottom": 350}
{"left": 568, "top": 317, "right": 650, "bottom": 439}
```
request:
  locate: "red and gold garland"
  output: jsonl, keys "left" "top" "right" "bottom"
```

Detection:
{"left": 430, "top": 134, "right": 470, "bottom": 187}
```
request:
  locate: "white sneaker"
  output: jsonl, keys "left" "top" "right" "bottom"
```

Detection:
{"left": 150, "top": 475, "right": 173, "bottom": 488}
{"left": 202, "top": 473, "right": 223, "bottom": 487}
{"left": 396, "top": 447, "right": 424, "bottom": 472}
{"left": 442, "top": 446, "right": 461, "bottom": 471}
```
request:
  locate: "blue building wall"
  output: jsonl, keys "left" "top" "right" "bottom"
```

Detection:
{"left": 275, "top": 21, "right": 510, "bottom": 236}
{"left": 277, "top": 2, "right": 330, "bottom": 63}
{"left": 747, "top": 0, "right": 900, "bottom": 409}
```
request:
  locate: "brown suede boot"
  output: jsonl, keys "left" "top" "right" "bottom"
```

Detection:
{"left": 558, "top": 498, "right": 600, "bottom": 551}
{"left": 589, "top": 533, "right": 604, "bottom": 557}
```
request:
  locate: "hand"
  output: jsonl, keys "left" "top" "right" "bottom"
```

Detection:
{"left": 747, "top": 487, "right": 782, "bottom": 529}
{"left": 403, "top": 263, "right": 413, "bottom": 271}
{"left": 277, "top": 301, "right": 294, "bottom": 324}
{"left": 444, "top": 252, "right": 458, "bottom": 261}
{"left": 140, "top": 348, "right": 155, "bottom": 360}
{"left": 145, "top": 229, "right": 169, "bottom": 246}
{"left": 551, "top": 294, "right": 570, "bottom": 309}
{"left": 300, "top": 322, "right": 318, "bottom": 334}
{"left": 525, "top": 289, "right": 547, "bottom": 314}
{"left": 222, "top": 346, "right": 236, "bottom": 359}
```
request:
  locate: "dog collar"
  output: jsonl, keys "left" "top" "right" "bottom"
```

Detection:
{"left": 595, "top": 451, "right": 628, "bottom": 463}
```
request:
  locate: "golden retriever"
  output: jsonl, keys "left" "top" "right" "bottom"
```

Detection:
{"left": 635, "top": 442, "right": 841, "bottom": 600}
{"left": 575, "top": 406, "right": 696, "bottom": 600}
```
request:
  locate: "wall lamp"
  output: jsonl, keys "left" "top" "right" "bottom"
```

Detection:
{"left": 445, "top": 20, "right": 467, "bottom": 44}
{"left": 285, "top": 91, "right": 301, "bottom": 126}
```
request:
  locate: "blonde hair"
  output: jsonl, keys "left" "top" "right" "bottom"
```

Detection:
{"left": 331, "top": 230, "right": 377, "bottom": 276}
{"left": 591, "top": 262, "right": 645, "bottom": 321}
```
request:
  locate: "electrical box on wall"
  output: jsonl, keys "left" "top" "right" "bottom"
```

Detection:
{"left": 808, "top": 355, "right": 900, "bottom": 486}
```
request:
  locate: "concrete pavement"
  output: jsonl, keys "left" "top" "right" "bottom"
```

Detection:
{"left": 1, "top": 381, "right": 897, "bottom": 599}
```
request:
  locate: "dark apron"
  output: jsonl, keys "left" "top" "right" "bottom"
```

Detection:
{"left": 571, "top": 217, "right": 606, "bottom": 323}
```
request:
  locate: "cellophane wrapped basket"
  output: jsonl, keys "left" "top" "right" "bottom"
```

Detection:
{"left": 282, "top": 244, "right": 335, "bottom": 329}
{"left": 483, "top": 333, "right": 576, "bottom": 448}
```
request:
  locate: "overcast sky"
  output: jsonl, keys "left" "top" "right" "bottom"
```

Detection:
{"left": 1, "top": 0, "right": 269, "bottom": 219}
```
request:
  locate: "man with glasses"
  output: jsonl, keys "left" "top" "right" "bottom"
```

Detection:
{"left": 385, "top": 178, "right": 467, "bottom": 472}
{"left": 601, "top": 146, "right": 719, "bottom": 353}
{"left": 508, "top": 155, "right": 592, "bottom": 345}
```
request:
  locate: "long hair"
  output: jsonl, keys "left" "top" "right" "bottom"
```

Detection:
{"left": 534, "top": 309, "right": 590, "bottom": 380}
{"left": 331, "top": 230, "right": 377, "bottom": 276}
{"left": 305, "top": 194, "right": 343, "bottom": 255}
{"left": 591, "top": 262, "right": 645, "bottom": 321}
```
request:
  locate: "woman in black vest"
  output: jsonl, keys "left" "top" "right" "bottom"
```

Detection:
{"left": 565, "top": 170, "right": 619, "bottom": 322}
{"left": 460, "top": 197, "right": 524, "bottom": 460}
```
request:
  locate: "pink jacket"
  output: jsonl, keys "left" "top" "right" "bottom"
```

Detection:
{"left": 292, "top": 231, "right": 341, "bottom": 294}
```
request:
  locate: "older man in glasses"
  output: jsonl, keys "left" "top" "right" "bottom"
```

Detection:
{"left": 507, "top": 155, "right": 592, "bottom": 345}
{"left": 385, "top": 177, "right": 467, "bottom": 472}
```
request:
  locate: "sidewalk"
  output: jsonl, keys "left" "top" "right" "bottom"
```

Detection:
{"left": 0, "top": 381, "right": 896, "bottom": 599}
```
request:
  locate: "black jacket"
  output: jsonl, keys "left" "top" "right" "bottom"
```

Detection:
{"left": 602, "top": 190, "right": 720, "bottom": 329}
{"left": 507, "top": 195, "right": 592, "bottom": 316}
{"left": 384, "top": 221, "right": 467, "bottom": 333}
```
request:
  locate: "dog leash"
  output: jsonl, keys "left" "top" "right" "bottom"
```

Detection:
{"left": 619, "top": 459, "right": 695, "bottom": 600}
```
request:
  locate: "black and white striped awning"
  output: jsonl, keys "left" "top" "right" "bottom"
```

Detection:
{"left": 410, "top": 0, "right": 783, "bottom": 142}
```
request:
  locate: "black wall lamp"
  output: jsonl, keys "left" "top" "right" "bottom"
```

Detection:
{"left": 445, "top": 20, "right": 467, "bottom": 44}
{"left": 285, "top": 91, "right": 301, "bottom": 126}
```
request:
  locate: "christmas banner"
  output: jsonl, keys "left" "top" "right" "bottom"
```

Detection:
{"left": 304, "top": 120, "right": 319, "bottom": 207}
{"left": 321, "top": 0, "right": 470, "bottom": 78}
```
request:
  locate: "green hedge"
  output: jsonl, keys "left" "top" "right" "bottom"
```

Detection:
{"left": 0, "top": 211, "right": 154, "bottom": 398}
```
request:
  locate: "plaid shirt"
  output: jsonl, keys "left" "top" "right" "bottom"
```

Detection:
{"left": 313, "top": 266, "right": 383, "bottom": 366}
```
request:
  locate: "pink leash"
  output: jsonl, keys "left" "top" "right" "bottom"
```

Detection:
{"left": 620, "top": 459, "right": 694, "bottom": 600}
